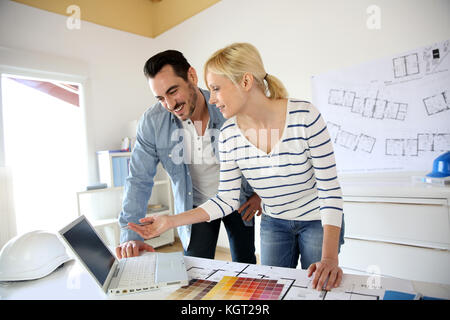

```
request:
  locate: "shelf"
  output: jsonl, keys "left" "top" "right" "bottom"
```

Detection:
{"left": 79, "top": 158, "right": 174, "bottom": 248}
{"left": 77, "top": 180, "right": 169, "bottom": 195}
{"left": 90, "top": 216, "right": 173, "bottom": 249}
{"left": 88, "top": 208, "right": 171, "bottom": 233}
{"left": 77, "top": 186, "right": 123, "bottom": 195}
{"left": 89, "top": 211, "right": 171, "bottom": 229}
{"left": 145, "top": 230, "right": 174, "bottom": 249}
{"left": 91, "top": 218, "right": 119, "bottom": 228}
{"left": 147, "top": 210, "right": 170, "bottom": 216}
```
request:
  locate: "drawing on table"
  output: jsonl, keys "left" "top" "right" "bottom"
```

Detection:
{"left": 174, "top": 256, "right": 416, "bottom": 300}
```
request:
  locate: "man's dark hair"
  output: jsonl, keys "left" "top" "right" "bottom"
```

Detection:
{"left": 143, "top": 50, "right": 191, "bottom": 81}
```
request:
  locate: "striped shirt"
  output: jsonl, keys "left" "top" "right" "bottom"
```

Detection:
{"left": 200, "top": 100, "right": 343, "bottom": 228}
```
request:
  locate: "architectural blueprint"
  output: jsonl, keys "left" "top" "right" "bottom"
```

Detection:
{"left": 311, "top": 39, "right": 450, "bottom": 173}
{"left": 181, "top": 256, "right": 415, "bottom": 300}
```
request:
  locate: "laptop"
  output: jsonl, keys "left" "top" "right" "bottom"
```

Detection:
{"left": 59, "top": 215, "right": 189, "bottom": 295}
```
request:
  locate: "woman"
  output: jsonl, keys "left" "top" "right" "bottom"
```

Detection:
{"left": 128, "top": 43, "right": 345, "bottom": 291}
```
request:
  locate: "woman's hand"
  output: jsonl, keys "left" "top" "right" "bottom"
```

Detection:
{"left": 127, "top": 215, "right": 173, "bottom": 239}
{"left": 307, "top": 257, "right": 343, "bottom": 291}
{"left": 127, "top": 208, "right": 210, "bottom": 240}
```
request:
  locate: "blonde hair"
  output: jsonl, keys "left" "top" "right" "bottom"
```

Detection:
{"left": 204, "top": 42, "right": 288, "bottom": 100}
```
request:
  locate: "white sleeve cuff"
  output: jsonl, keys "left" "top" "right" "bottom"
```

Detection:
{"left": 320, "top": 210, "right": 343, "bottom": 228}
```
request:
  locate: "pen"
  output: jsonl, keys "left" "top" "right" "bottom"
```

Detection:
{"left": 121, "top": 221, "right": 153, "bottom": 230}
{"left": 319, "top": 277, "right": 329, "bottom": 298}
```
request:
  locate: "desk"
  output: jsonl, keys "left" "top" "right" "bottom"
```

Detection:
{"left": 1, "top": 256, "right": 449, "bottom": 300}
{"left": 339, "top": 173, "right": 450, "bottom": 285}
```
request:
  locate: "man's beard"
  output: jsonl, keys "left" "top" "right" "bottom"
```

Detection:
{"left": 189, "top": 84, "right": 198, "bottom": 118}
{"left": 185, "top": 82, "right": 198, "bottom": 119}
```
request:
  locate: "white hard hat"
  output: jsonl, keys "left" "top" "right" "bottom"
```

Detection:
{"left": 0, "top": 230, "right": 73, "bottom": 281}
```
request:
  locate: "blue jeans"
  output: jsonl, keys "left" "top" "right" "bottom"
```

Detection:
{"left": 184, "top": 210, "right": 257, "bottom": 264}
{"left": 260, "top": 214, "right": 345, "bottom": 269}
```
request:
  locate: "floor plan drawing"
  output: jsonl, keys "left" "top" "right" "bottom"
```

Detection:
{"left": 418, "top": 133, "right": 450, "bottom": 152}
{"left": 393, "top": 53, "right": 420, "bottom": 78}
{"left": 423, "top": 89, "right": 450, "bottom": 115}
{"left": 423, "top": 40, "right": 450, "bottom": 74}
{"left": 327, "top": 122, "right": 376, "bottom": 153}
{"left": 328, "top": 89, "right": 408, "bottom": 121}
{"left": 312, "top": 39, "right": 450, "bottom": 173}
{"left": 179, "top": 256, "right": 415, "bottom": 301}
{"left": 385, "top": 132, "right": 450, "bottom": 156}
{"left": 385, "top": 138, "right": 422, "bottom": 157}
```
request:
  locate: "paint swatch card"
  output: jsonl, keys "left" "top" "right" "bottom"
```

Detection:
{"left": 166, "top": 276, "right": 285, "bottom": 300}
{"left": 166, "top": 279, "right": 218, "bottom": 300}
{"left": 202, "top": 276, "right": 284, "bottom": 300}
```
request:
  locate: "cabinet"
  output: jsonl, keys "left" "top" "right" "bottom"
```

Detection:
{"left": 97, "top": 150, "right": 131, "bottom": 187}
{"left": 77, "top": 157, "right": 175, "bottom": 249}
{"left": 338, "top": 172, "right": 450, "bottom": 285}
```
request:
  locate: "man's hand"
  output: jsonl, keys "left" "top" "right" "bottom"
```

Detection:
{"left": 238, "top": 193, "right": 262, "bottom": 221}
{"left": 115, "top": 240, "right": 155, "bottom": 259}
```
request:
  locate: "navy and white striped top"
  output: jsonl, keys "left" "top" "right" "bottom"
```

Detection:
{"left": 200, "top": 100, "right": 343, "bottom": 228}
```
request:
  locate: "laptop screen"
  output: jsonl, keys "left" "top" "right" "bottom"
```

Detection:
{"left": 61, "top": 217, "right": 116, "bottom": 286}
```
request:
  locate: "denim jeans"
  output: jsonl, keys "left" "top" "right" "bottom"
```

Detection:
{"left": 260, "top": 214, "right": 345, "bottom": 269}
{"left": 184, "top": 210, "right": 257, "bottom": 264}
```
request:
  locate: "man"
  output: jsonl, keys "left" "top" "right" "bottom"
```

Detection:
{"left": 116, "top": 50, "right": 260, "bottom": 263}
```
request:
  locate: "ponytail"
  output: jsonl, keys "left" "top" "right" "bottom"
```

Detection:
{"left": 265, "top": 73, "right": 288, "bottom": 100}
{"left": 205, "top": 43, "right": 288, "bottom": 100}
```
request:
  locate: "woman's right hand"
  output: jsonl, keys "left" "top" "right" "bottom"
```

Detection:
{"left": 127, "top": 207, "right": 210, "bottom": 240}
{"left": 127, "top": 215, "right": 173, "bottom": 240}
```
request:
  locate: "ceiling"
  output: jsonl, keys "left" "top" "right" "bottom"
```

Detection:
{"left": 12, "top": 0, "right": 220, "bottom": 38}
{"left": 8, "top": 76, "right": 80, "bottom": 107}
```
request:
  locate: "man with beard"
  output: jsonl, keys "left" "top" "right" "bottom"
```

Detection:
{"left": 116, "top": 50, "right": 260, "bottom": 263}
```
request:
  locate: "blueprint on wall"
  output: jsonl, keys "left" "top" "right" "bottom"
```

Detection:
{"left": 311, "top": 39, "right": 450, "bottom": 173}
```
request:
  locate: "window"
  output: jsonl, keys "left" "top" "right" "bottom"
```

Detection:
{"left": 1, "top": 74, "right": 87, "bottom": 234}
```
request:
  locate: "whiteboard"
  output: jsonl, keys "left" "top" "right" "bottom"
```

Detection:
{"left": 311, "top": 39, "right": 450, "bottom": 173}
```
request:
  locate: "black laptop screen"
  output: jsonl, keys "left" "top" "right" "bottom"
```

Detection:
{"left": 62, "top": 218, "right": 116, "bottom": 286}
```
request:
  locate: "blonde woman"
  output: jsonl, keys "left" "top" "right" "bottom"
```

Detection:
{"left": 128, "top": 43, "right": 345, "bottom": 291}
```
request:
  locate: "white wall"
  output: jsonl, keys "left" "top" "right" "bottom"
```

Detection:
{"left": 1, "top": 0, "right": 448, "bottom": 182}
{"left": 0, "top": 0, "right": 161, "bottom": 183}
{"left": 154, "top": 0, "right": 450, "bottom": 99}
{"left": 1, "top": 0, "right": 449, "bottom": 250}
{"left": 149, "top": 0, "right": 450, "bottom": 251}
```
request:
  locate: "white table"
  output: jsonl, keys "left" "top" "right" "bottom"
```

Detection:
{"left": 1, "top": 256, "right": 449, "bottom": 300}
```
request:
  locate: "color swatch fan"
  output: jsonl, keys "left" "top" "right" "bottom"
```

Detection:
{"left": 166, "top": 276, "right": 284, "bottom": 300}
{"left": 166, "top": 279, "right": 218, "bottom": 300}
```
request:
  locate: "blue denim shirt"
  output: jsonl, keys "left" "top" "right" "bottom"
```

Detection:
{"left": 119, "top": 88, "right": 254, "bottom": 251}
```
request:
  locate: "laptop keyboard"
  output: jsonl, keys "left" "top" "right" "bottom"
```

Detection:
{"left": 117, "top": 254, "right": 156, "bottom": 289}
